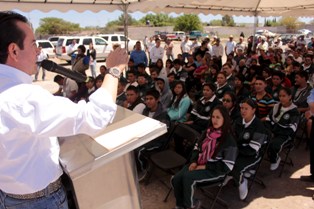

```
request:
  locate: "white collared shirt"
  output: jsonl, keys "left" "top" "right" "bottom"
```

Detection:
{"left": 0, "top": 64, "right": 117, "bottom": 194}
{"left": 242, "top": 115, "right": 256, "bottom": 128}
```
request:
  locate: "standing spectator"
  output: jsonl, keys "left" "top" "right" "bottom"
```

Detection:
{"left": 67, "top": 39, "right": 78, "bottom": 65}
{"left": 147, "top": 36, "right": 155, "bottom": 63}
{"left": 181, "top": 35, "right": 192, "bottom": 62}
{"left": 130, "top": 41, "right": 148, "bottom": 67}
{"left": 235, "top": 36, "right": 248, "bottom": 54}
{"left": 212, "top": 38, "right": 224, "bottom": 70}
{"left": 164, "top": 38, "right": 174, "bottom": 60}
{"left": 87, "top": 42, "right": 97, "bottom": 78}
{"left": 72, "top": 45, "right": 89, "bottom": 76}
{"left": 150, "top": 38, "right": 164, "bottom": 64}
{"left": 34, "top": 46, "right": 47, "bottom": 81}
{"left": 225, "top": 35, "right": 236, "bottom": 56}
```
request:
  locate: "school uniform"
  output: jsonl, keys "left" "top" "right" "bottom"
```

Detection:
{"left": 265, "top": 103, "right": 300, "bottom": 163}
{"left": 215, "top": 83, "right": 233, "bottom": 101}
{"left": 171, "top": 130, "right": 237, "bottom": 208}
{"left": 188, "top": 95, "right": 221, "bottom": 133}
{"left": 230, "top": 116, "right": 269, "bottom": 186}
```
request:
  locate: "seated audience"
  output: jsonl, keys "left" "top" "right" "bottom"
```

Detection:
{"left": 171, "top": 105, "right": 238, "bottom": 209}
{"left": 184, "top": 83, "right": 221, "bottom": 133}
{"left": 222, "top": 91, "right": 241, "bottom": 123}
{"left": 265, "top": 87, "right": 300, "bottom": 171}
{"left": 167, "top": 81, "right": 191, "bottom": 123}
{"left": 229, "top": 98, "right": 269, "bottom": 200}
{"left": 125, "top": 86, "right": 146, "bottom": 114}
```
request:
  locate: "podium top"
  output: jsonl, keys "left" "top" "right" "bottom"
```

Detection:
{"left": 59, "top": 106, "right": 167, "bottom": 179}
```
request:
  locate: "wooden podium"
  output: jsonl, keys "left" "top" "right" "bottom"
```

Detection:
{"left": 58, "top": 107, "right": 167, "bottom": 209}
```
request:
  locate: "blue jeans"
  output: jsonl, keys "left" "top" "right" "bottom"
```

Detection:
{"left": 0, "top": 186, "right": 69, "bottom": 209}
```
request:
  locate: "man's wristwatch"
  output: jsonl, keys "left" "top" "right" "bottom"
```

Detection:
{"left": 108, "top": 67, "right": 121, "bottom": 79}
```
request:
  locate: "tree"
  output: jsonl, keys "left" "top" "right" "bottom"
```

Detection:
{"left": 222, "top": 15, "right": 235, "bottom": 27}
{"left": 36, "top": 18, "right": 81, "bottom": 35}
{"left": 280, "top": 16, "right": 299, "bottom": 32}
{"left": 209, "top": 19, "right": 223, "bottom": 26}
{"left": 140, "top": 13, "right": 175, "bottom": 27}
{"left": 174, "top": 14, "right": 203, "bottom": 32}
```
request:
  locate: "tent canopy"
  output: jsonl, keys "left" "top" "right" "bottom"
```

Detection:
{"left": 2, "top": 0, "right": 314, "bottom": 17}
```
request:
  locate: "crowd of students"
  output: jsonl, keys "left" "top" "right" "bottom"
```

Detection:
{"left": 53, "top": 34, "right": 314, "bottom": 209}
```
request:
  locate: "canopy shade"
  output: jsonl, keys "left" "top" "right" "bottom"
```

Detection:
{"left": 2, "top": 0, "right": 314, "bottom": 17}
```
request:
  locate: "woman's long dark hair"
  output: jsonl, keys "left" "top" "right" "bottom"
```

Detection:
{"left": 207, "top": 105, "right": 234, "bottom": 157}
{"left": 274, "top": 87, "right": 292, "bottom": 118}
{"left": 169, "top": 80, "right": 187, "bottom": 108}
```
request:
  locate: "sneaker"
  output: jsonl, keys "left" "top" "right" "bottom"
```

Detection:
{"left": 192, "top": 199, "right": 201, "bottom": 209}
{"left": 244, "top": 170, "right": 256, "bottom": 178}
{"left": 223, "top": 175, "right": 233, "bottom": 186}
{"left": 270, "top": 157, "right": 281, "bottom": 171}
{"left": 300, "top": 175, "right": 314, "bottom": 182}
{"left": 238, "top": 178, "right": 248, "bottom": 200}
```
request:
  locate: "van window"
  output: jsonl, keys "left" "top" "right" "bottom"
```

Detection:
{"left": 66, "top": 38, "right": 79, "bottom": 46}
{"left": 49, "top": 37, "right": 59, "bottom": 42}
{"left": 83, "top": 38, "right": 93, "bottom": 45}
{"left": 120, "top": 36, "right": 127, "bottom": 41}
{"left": 38, "top": 42, "right": 53, "bottom": 48}
{"left": 95, "top": 38, "right": 107, "bottom": 45}
{"left": 111, "top": 36, "right": 119, "bottom": 42}
{"left": 102, "top": 36, "right": 109, "bottom": 41}
{"left": 57, "top": 39, "right": 64, "bottom": 47}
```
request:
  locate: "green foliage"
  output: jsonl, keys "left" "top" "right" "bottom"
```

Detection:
{"left": 35, "top": 17, "right": 81, "bottom": 35}
{"left": 209, "top": 19, "right": 223, "bottom": 26}
{"left": 222, "top": 15, "right": 235, "bottom": 27}
{"left": 264, "top": 18, "right": 280, "bottom": 27}
{"left": 279, "top": 17, "right": 299, "bottom": 31}
{"left": 173, "top": 14, "right": 203, "bottom": 32}
{"left": 139, "top": 13, "right": 175, "bottom": 27}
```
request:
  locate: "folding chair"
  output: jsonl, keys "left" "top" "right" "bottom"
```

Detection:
{"left": 197, "top": 174, "right": 229, "bottom": 209}
{"left": 145, "top": 123, "right": 201, "bottom": 202}
{"left": 278, "top": 134, "right": 297, "bottom": 177}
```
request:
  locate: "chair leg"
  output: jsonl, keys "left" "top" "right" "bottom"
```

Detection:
{"left": 279, "top": 149, "right": 293, "bottom": 177}
{"left": 164, "top": 187, "right": 172, "bottom": 202}
{"left": 209, "top": 185, "right": 225, "bottom": 209}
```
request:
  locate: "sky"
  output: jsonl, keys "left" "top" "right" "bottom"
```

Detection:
{"left": 15, "top": 9, "right": 313, "bottom": 30}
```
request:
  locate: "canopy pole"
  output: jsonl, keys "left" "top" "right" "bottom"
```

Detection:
{"left": 252, "top": 12, "right": 258, "bottom": 52}
{"left": 122, "top": 3, "right": 129, "bottom": 53}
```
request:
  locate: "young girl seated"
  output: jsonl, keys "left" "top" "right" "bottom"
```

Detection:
{"left": 265, "top": 87, "right": 300, "bottom": 171}
{"left": 171, "top": 105, "right": 238, "bottom": 209}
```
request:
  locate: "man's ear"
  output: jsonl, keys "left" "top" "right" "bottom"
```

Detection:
{"left": 7, "top": 43, "right": 19, "bottom": 60}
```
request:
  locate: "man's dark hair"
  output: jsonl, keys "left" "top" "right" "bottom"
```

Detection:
{"left": 53, "top": 75, "right": 64, "bottom": 83}
{"left": 126, "top": 85, "right": 139, "bottom": 94}
{"left": 77, "top": 45, "right": 86, "bottom": 54}
{"left": 145, "top": 89, "right": 160, "bottom": 99}
{"left": 295, "top": 71, "right": 309, "bottom": 81}
{"left": 0, "top": 11, "right": 28, "bottom": 64}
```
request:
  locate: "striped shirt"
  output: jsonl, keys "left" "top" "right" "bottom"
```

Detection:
{"left": 251, "top": 92, "right": 277, "bottom": 119}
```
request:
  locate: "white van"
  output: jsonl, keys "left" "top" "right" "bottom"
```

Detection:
{"left": 36, "top": 40, "right": 55, "bottom": 59}
{"left": 97, "top": 34, "right": 140, "bottom": 52}
{"left": 55, "top": 36, "right": 112, "bottom": 63}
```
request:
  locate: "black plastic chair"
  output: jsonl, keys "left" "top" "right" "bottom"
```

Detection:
{"left": 145, "top": 123, "right": 201, "bottom": 202}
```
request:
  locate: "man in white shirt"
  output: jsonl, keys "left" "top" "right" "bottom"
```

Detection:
{"left": 181, "top": 35, "right": 192, "bottom": 62}
{"left": 34, "top": 46, "right": 48, "bottom": 81}
{"left": 212, "top": 38, "right": 224, "bottom": 69}
{"left": 0, "top": 11, "right": 128, "bottom": 209}
{"left": 149, "top": 38, "right": 164, "bottom": 64}
{"left": 225, "top": 35, "right": 236, "bottom": 56}
{"left": 53, "top": 75, "right": 79, "bottom": 101}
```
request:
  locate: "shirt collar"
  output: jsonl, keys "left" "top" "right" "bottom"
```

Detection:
{"left": 0, "top": 64, "right": 33, "bottom": 93}
{"left": 242, "top": 115, "right": 256, "bottom": 128}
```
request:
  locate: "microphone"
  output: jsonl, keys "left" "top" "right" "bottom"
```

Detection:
{"left": 41, "top": 60, "right": 88, "bottom": 83}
